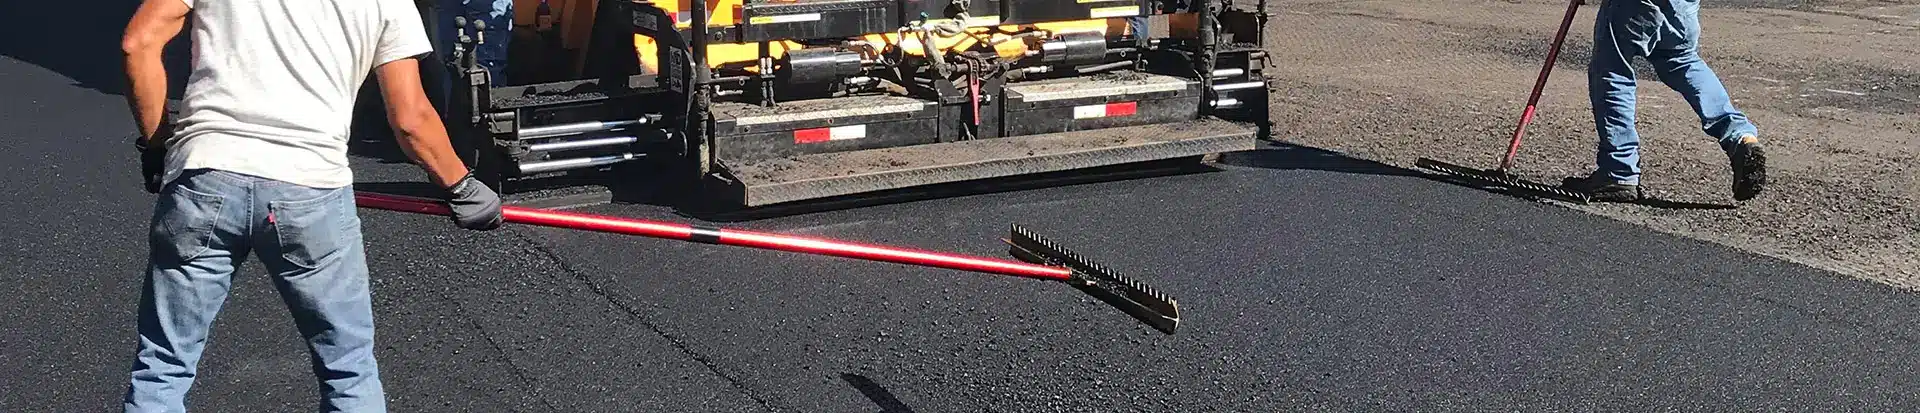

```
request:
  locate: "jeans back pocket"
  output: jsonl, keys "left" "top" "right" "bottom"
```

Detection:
{"left": 150, "top": 182, "right": 227, "bottom": 264}
{"left": 268, "top": 187, "right": 357, "bottom": 270}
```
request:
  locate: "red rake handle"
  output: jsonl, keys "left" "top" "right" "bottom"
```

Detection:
{"left": 352, "top": 192, "right": 1075, "bottom": 282}
{"left": 1500, "top": 0, "right": 1584, "bottom": 171}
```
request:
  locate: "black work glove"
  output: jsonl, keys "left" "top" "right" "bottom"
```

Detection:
{"left": 445, "top": 172, "right": 504, "bottom": 231}
{"left": 134, "top": 134, "right": 167, "bottom": 194}
{"left": 135, "top": 107, "right": 179, "bottom": 194}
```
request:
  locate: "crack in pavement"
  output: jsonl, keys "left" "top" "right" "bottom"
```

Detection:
{"left": 505, "top": 231, "right": 785, "bottom": 413}
{"left": 426, "top": 282, "right": 565, "bottom": 412}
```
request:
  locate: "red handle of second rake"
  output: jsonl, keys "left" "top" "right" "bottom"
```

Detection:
{"left": 1500, "top": 0, "right": 1584, "bottom": 171}
{"left": 351, "top": 192, "right": 1075, "bottom": 282}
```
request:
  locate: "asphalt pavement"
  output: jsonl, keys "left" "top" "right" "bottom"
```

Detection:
{"left": 5, "top": 42, "right": 1920, "bottom": 412}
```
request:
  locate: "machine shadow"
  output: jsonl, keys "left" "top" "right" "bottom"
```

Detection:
{"left": 1215, "top": 140, "right": 1423, "bottom": 178}
{"left": 840, "top": 373, "right": 918, "bottom": 413}
{"left": 1, "top": 0, "right": 426, "bottom": 167}
{"left": 0, "top": 0, "right": 174, "bottom": 98}
{"left": 636, "top": 157, "right": 1227, "bottom": 223}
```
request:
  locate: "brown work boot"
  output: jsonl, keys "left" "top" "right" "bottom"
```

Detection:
{"left": 1729, "top": 134, "right": 1767, "bottom": 201}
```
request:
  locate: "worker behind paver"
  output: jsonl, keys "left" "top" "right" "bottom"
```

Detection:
{"left": 437, "top": 0, "right": 513, "bottom": 82}
{"left": 1560, "top": 0, "right": 1767, "bottom": 202}
{"left": 119, "top": 0, "right": 504, "bottom": 410}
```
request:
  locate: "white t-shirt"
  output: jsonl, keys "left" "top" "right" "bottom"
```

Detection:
{"left": 164, "top": 0, "right": 434, "bottom": 189}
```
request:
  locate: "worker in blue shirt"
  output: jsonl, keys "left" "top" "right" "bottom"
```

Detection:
{"left": 1562, "top": 0, "right": 1767, "bottom": 202}
{"left": 433, "top": 0, "right": 513, "bottom": 83}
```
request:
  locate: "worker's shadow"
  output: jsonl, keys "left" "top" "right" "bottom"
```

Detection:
{"left": 841, "top": 373, "right": 917, "bottom": 413}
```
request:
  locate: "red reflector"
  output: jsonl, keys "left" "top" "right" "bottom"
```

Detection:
{"left": 1106, "top": 102, "right": 1138, "bottom": 117}
{"left": 794, "top": 128, "right": 830, "bottom": 144}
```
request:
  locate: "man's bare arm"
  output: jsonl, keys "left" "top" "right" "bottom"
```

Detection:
{"left": 373, "top": 58, "right": 470, "bottom": 189}
{"left": 375, "top": 57, "right": 501, "bottom": 230}
{"left": 122, "top": 0, "right": 189, "bottom": 145}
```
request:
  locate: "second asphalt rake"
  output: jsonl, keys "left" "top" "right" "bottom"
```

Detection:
{"left": 1415, "top": 0, "right": 1593, "bottom": 204}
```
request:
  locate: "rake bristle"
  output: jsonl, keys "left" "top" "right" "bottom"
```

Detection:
{"left": 1414, "top": 158, "right": 1591, "bottom": 204}
{"left": 1009, "top": 226, "right": 1171, "bottom": 303}
{"left": 1007, "top": 224, "right": 1180, "bottom": 334}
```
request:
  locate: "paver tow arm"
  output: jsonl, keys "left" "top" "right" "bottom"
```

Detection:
{"left": 354, "top": 192, "right": 1181, "bottom": 334}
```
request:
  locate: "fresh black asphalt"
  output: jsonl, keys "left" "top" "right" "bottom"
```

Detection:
{"left": 5, "top": 34, "right": 1919, "bottom": 412}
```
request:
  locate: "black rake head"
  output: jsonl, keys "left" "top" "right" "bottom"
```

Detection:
{"left": 1004, "top": 224, "right": 1180, "bottom": 335}
{"left": 1414, "top": 158, "right": 1592, "bottom": 204}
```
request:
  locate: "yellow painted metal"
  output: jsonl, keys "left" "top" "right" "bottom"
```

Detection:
{"left": 628, "top": 0, "right": 1134, "bottom": 73}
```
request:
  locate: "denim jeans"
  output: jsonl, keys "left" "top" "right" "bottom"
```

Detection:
{"left": 1589, "top": 0, "right": 1758, "bottom": 184}
{"left": 124, "top": 169, "right": 384, "bottom": 412}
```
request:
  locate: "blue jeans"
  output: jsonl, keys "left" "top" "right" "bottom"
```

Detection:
{"left": 124, "top": 169, "right": 384, "bottom": 412}
{"left": 435, "top": 0, "right": 514, "bottom": 84}
{"left": 1589, "top": 0, "right": 1757, "bottom": 184}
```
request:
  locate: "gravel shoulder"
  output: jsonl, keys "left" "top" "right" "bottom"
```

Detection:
{"left": 1259, "top": 0, "right": 1920, "bottom": 289}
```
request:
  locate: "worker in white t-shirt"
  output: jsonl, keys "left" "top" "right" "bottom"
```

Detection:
{"left": 119, "top": 0, "right": 502, "bottom": 410}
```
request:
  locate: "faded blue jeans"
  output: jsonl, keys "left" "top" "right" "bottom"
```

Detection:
{"left": 1590, "top": 0, "right": 1758, "bottom": 184}
{"left": 124, "top": 169, "right": 384, "bottom": 412}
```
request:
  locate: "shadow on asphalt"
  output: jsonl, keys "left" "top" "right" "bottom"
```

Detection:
{"left": 351, "top": 155, "right": 1223, "bottom": 224}
{"left": 649, "top": 157, "right": 1226, "bottom": 223}
{"left": 1634, "top": 197, "right": 1736, "bottom": 210}
{"left": 0, "top": 0, "right": 427, "bottom": 165}
{"left": 354, "top": 181, "right": 447, "bottom": 199}
{"left": 1220, "top": 141, "right": 1737, "bottom": 209}
{"left": 1216, "top": 140, "right": 1574, "bottom": 203}
{"left": 841, "top": 373, "right": 917, "bottom": 413}
{"left": 0, "top": 0, "right": 164, "bottom": 97}
{"left": 1215, "top": 140, "right": 1423, "bottom": 178}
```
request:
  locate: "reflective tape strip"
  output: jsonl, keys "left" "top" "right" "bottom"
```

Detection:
{"left": 795, "top": 125, "right": 867, "bottom": 143}
{"left": 1090, "top": 6, "right": 1140, "bottom": 18}
{"left": 1073, "top": 102, "right": 1139, "bottom": 119}
{"left": 749, "top": 13, "right": 822, "bottom": 24}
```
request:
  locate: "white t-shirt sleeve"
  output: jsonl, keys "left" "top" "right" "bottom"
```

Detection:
{"left": 374, "top": 0, "right": 434, "bottom": 66}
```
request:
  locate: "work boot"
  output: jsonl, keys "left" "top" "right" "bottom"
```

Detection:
{"left": 1729, "top": 134, "right": 1767, "bottom": 201}
{"left": 1560, "top": 172, "right": 1642, "bottom": 202}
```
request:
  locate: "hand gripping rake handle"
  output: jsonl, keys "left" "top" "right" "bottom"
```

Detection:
{"left": 1499, "top": 0, "right": 1583, "bottom": 171}
{"left": 353, "top": 192, "right": 1180, "bottom": 334}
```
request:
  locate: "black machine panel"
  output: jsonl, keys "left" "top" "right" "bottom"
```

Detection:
{"left": 1000, "top": 73, "right": 1201, "bottom": 137}
{"left": 898, "top": 0, "right": 1145, "bottom": 25}
{"left": 736, "top": 0, "right": 898, "bottom": 42}
{"left": 899, "top": 0, "right": 1001, "bottom": 23}
{"left": 1002, "top": 0, "right": 1148, "bottom": 24}
{"left": 710, "top": 96, "right": 941, "bottom": 162}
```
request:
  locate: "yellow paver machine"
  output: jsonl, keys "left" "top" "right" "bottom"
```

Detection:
{"left": 419, "top": 0, "right": 1273, "bottom": 207}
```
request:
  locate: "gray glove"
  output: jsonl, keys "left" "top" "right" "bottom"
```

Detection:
{"left": 445, "top": 173, "right": 503, "bottom": 231}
